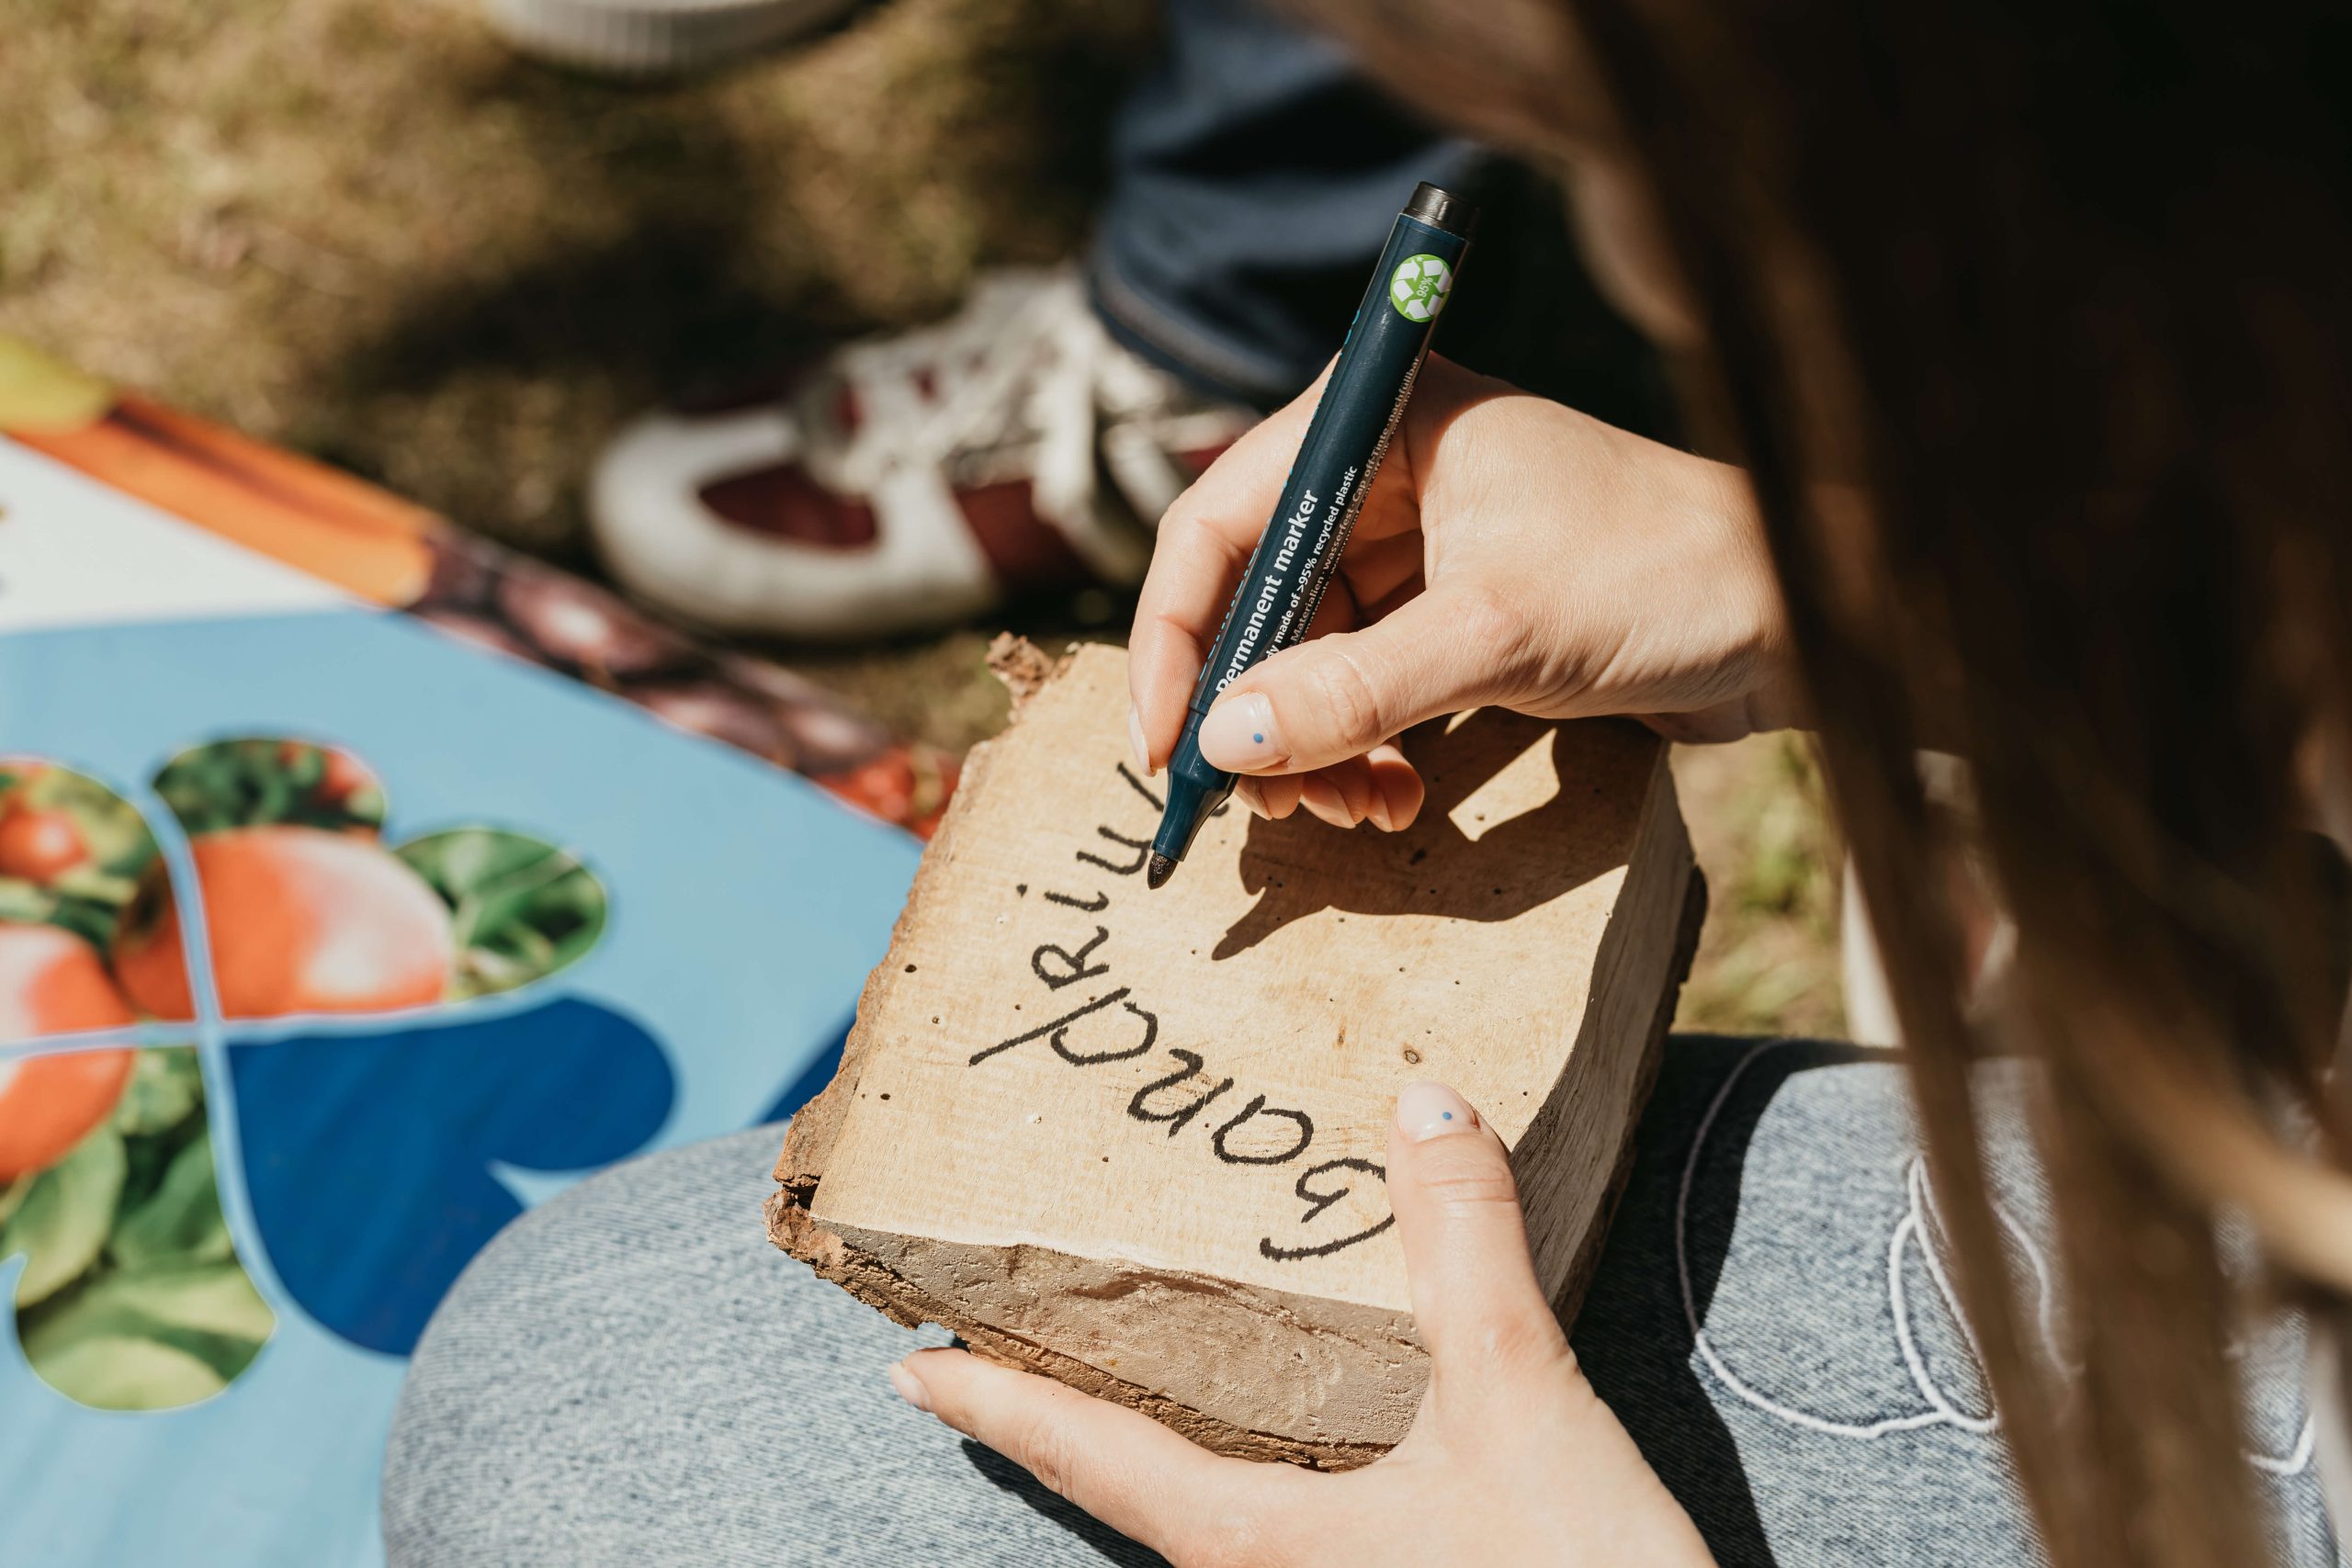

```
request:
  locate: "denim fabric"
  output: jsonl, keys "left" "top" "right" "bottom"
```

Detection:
{"left": 1083, "top": 2, "right": 1671, "bottom": 435}
{"left": 381, "top": 1036, "right": 2342, "bottom": 1567}
{"left": 1086, "top": 0, "right": 1481, "bottom": 409}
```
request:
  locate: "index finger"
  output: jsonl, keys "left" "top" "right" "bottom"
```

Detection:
{"left": 1128, "top": 369, "right": 1330, "bottom": 769}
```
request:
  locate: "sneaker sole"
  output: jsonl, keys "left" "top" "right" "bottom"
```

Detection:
{"left": 484, "top": 0, "right": 855, "bottom": 76}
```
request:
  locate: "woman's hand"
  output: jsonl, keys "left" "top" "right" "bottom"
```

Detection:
{"left": 1127, "top": 357, "right": 1795, "bottom": 830}
{"left": 886, "top": 1083, "right": 1715, "bottom": 1568}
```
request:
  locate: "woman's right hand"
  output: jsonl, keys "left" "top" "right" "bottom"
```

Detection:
{"left": 1127, "top": 356, "right": 1797, "bottom": 830}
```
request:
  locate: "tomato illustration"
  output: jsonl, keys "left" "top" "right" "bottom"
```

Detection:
{"left": 274, "top": 741, "right": 373, "bottom": 808}
{"left": 113, "top": 827, "right": 456, "bottom": 1020}
{"left": 0, "top": 920, "right": 137, "bottom": 1043}
{"left": 0, "top": 1049, "right": 136, "bottom": 1182}
{"left": 0, "top": 921, "right": 138, "bottom": 1179}
{"left": 0, "top": 806, "right": 90, "bottom": 882}
{"left": 316, "top": 749, "right": 373, "bottom": 807}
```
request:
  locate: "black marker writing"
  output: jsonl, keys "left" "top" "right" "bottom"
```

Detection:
{"left": 965, "top": 761, "right": 1392, "bottom": 1264}
{"left": 1260, "top": 1158, "right": 1395, "bottom": 1261}
{"left": 1032, "top": 926, "right": 1112, "bottom": 989}
{"left": 1211, "top": 1096, "right": 1315, "bottom": 1166}
{"left": 972, "top": 987, "right": 1159, "bottom": 1067}
{"left": 1127, "top": 1050, "right": 1237, "bottom": 1137}
{"left": 1077, "top": 826, "right": 1153, "bottom": 875}
{"left": 1116, "top": 762, "right": 1164, "bottom": 813}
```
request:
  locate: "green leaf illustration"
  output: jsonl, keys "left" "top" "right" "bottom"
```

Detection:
{"left": 109, "top": 1129, "right": 232, "bottom": 1269}
{"left": 1, "top": 1127, "right": 126, "bottom": 1307}
{"left": 152, "top": 738, "right": 388, "bottom": 838}
{"left": 22, "top": 1260, "right": 273, "bottom": 1408}
{"left": 0, "top": 1175, "right": 28, "bottom": 1231}
{"left": 111, "top": 1045, "right": 205, "bottom": 1138}
{"left": 28, "top": 1336, "right": 227, "bottom": 1409}
{"left": 396, "top": 828, "right": 607, "bottom": 1000}
{"left": 7, "top": 1048, "right": 277, "bottom": 1410}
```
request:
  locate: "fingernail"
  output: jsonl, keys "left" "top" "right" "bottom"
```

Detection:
{"left": 1365, "top": 792, "right": 1393, "bottom": 832}
{"left": 1198, "top": 693, "right": 1283, "bottom": 771}
{"left": 1299, "top": 775, "right": 1355, "bottom": 829}
{"left": 1234, "top": 777, "right": 1269, "bottom": 818}
{"left": 1396, "top": 1080, "right": 1479, "bottom": 1142}
{"left": 888, "top": 1358, "right": 933, "bottom": 1413}
{"left": 1127, "top": 704, "right": 1153, "bottom": 776}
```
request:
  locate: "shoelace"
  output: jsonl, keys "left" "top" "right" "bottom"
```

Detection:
{"left": 821, "top": 271, "right": 1124, "bottom": 535}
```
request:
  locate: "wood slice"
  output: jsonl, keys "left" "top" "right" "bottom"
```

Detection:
{"left": 769, "top": 639, "right": 1702, "bottom": 1468}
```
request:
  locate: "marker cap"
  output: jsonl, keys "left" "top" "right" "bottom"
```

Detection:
{"left": 1403, "top": 182, "right": 1479, "bottom": 239}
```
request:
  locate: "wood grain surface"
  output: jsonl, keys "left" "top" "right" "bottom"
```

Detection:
{"left": 771, "top": 639, "right": 1701, "bottom": 1463}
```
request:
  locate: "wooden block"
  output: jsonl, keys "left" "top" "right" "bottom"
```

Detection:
{"left": 769, "top": 638, "right": 1703, "bottom": 1468}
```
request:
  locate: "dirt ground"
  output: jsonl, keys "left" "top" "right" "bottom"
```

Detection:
{"left": 2, "top": 0, "right": 1845, "bottom": 1036}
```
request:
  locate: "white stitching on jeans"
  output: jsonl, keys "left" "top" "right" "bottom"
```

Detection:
{"left": 1678, "top": 1040, "right": 1951, "bottom": 1438}
{"left": 1676, "top": 1038, "right": 2316, "bottom": 1474}
{"left": 2252, "top": 1417, "right": 2318, "bottom": 1475}
{"left": 1890, "top": 1161, "right": 1996, "bottom": 1434}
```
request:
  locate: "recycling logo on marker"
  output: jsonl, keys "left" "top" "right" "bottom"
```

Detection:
{"left": 1389, "top": 254, "right": 1453, "bottom": 322}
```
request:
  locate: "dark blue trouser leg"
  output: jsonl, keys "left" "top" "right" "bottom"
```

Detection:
{"left": 1087, "top": 0, "right": 1482, "bottom": 408}
{"left": 1085, "top": 0, "right": 1674, "bottom": 436}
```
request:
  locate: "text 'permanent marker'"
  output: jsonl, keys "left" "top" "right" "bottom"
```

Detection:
{"left": 1146, "top": 181, "right": 1476, "bottom": 888}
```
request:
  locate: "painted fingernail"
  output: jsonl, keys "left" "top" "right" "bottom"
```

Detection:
{"left": 1396, "top": 1080, "right": 1479, "bottom": 1142}
{"left": 1198, "top": 693, "right": 1283, "bottom": 771}
{"left": 888, "top": 1358, "right": 933, "bottom": 1413}
{"left": 1127, "top": 704, "right": 1154, "bottom": 776}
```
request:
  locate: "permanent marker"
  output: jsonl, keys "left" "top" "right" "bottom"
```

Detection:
{"left": 1146, "top": 181, "right": 1476, "bottom": 888}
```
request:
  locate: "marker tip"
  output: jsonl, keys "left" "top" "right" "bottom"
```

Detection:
{"left": 1146, "top": 852, "right": 1175, "bottom": 890}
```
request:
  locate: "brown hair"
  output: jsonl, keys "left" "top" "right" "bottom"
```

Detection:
{"left": 1292, "top": 2, "right": 2352, "bottom": 1562}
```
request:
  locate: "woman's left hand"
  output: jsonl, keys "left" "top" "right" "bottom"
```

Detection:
{"left": 885, "top": 1081, "right": 1716, "bottom": 1568}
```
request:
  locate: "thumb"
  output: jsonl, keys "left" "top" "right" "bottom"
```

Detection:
{"left": 1385, "top": 1081, "right": 1569, "bottom": 1389}
{"left": 1196, "top": 588, "right": 1516, "bottom": 775}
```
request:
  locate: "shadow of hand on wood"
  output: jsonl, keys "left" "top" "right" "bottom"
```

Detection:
{"left": 1214, "top": 710, "right": 1646, "bottom": 960}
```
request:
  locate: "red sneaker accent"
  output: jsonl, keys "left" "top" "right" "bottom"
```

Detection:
{"left": 955, "top": 478, "right": 1096, "bottom": 592}
{"left": 697, "top": 464, "right": 879, "bottom": 548}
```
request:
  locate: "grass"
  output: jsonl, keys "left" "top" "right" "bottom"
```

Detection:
{"left": 1, "top": 0, "right": 1844, "bottom": 1037}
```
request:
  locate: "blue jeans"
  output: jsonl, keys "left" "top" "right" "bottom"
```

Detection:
{"left": 1086, "top": 0, "right": 1481, "bottom": 407}
{"left": 380, "top": 1037, "right": 2338, "bottom": 1566}
{"left": 1086, "top": 0, "right": 1667, "bottom": 434}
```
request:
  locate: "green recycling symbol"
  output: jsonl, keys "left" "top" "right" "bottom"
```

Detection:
{"left": 1389, "top": 254, "right": 1453, "bottom": 322}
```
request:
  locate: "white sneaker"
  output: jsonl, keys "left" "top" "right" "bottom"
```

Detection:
{"left": 589, "top": 268, "right": 1253, "bottom": 642}
{"left": 484, "top": 0, "right": 854, "bottom": 77}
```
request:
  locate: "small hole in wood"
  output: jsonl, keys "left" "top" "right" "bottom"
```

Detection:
{"left": 1402, "top": 1048, "right": 1421, "bottom": 1065}
{"left": 905, "top": 964, "right": 918, "bottom": 973}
